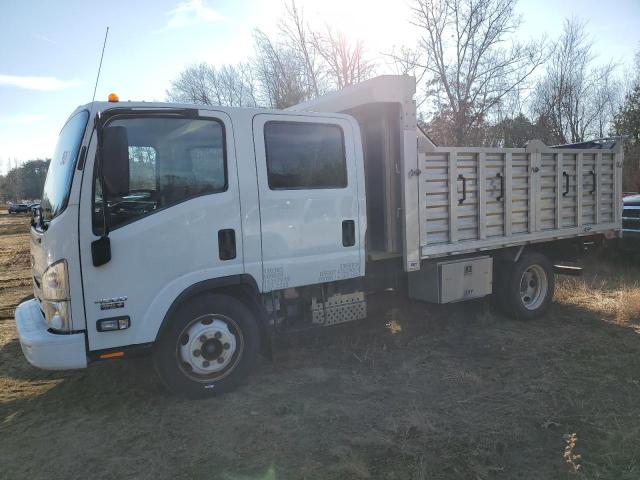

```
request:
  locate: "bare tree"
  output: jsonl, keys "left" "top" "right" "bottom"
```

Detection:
{"left": 166, "top": 63, "right": 214, "bottom": 105}
{"left": 167, "top": 62, "right": 258, "bottom": 107}
{"left": 311, "top": 27, "right": 375, "bottom": 90}
{"left": 214, "top": 64, "right": 259, "bottom": 107}
{"left": 388, "top": 46, "right": 426, "bottom": 82}
{"left": 534, "top": 19, "right": 618, "bottom": 143}
{"left": 167, "top": 0, "right": 379, "bottom": 110}
{"left": 386, "top": 45, "right": 429, "bottom": 108}
{"left": 592, "top": 67, "right": 622, "bottom": 138}
{"left": 278, "top": 0, "right": 374, "bottom": 94}
{"left": 252, "top": 29, "right": 311, "bottom": 108}
{"left": 399, "top": 0, "right": 546, "bottom": 145}
{"left": 278, "top": 0, "right": 323, "bottom": 97}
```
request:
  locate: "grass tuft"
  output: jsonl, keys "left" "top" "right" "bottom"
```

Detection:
{"left": 555, "top": 259, "right": 640, "bottom": 328}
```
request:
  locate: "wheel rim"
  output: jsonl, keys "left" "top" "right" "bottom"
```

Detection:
{"left": 176, "top": 314, "right": 244, "bottom": 382}
{"left": 519, "top": 264, "right": 548, "bottom": 311}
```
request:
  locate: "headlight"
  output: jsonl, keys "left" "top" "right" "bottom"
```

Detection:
{"left": 41, "top": 260, "right": 72, "bottom": 332}
{"left": 42, "top": 260, "right": 68, "bottom": 300}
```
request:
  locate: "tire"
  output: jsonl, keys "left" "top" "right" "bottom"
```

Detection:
{"left": 495, "top": 252, "right": 555, "bottom": 320}
{"left": 153, "top": 293, "right": 260, "bottom": 398}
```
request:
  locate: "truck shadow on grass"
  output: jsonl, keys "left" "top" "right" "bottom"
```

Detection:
{"left": 2, "top": 293, "right": 640, "bottom": 480}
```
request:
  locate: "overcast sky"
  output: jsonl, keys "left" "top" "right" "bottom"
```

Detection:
{"left": 1, "top": 0, "right": 639, "bottom": 173}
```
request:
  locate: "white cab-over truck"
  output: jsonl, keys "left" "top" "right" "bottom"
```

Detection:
{"left": 16, "top": 76, "right": 623, "bottom": 397}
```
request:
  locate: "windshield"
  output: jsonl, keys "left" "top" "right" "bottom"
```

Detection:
{"left": 40, "top": 110, "right": 89, "bottom": 223}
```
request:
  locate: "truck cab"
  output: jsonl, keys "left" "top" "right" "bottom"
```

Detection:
{"left": 17, "top": 99, "right": 366, "bottom": 395}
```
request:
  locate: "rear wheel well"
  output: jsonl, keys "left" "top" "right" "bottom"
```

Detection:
{"left": 492, "top": 236, "right": 605, "bottom": 266}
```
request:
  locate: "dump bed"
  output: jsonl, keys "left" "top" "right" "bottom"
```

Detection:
{"left": 417, "top": 140, "right": 622, "bottom": 256}
{"left": 290, "top": 76, "right": 623, "bottom": 272}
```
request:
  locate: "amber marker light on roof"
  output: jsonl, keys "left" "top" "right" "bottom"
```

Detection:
{"left": 108, "top": 92, "right": 119, "bottom": 102}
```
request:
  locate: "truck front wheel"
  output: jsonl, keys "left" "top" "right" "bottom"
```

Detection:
{"left": 153, "top": 293, "right": 259, "bottom": 398}
{"left": 496, "top": 252, "right": 555, "bottom": 320}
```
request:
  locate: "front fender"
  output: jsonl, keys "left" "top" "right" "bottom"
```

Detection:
{"left": 133, "top": 270, "right": 260, "bottom": 345}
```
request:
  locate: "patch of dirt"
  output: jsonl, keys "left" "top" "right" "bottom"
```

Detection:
{"left": 0, "top": 210, "right": 639, "bottom": 479}
{"left": 0, "top": 213, "right": 32, "bottom": 320}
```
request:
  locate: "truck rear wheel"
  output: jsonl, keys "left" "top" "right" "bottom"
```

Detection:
{"left": 153, "top": 293, "right": 259, "bottom": 398}
{"left": 496, "top": 252, "right": 555, "bottom": 320}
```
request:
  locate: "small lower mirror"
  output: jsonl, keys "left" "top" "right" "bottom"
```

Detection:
{"left": 91, "top": 236, "right": 111, "bottom": 267}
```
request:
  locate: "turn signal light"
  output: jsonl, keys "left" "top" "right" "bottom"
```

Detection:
{"left": 99, "top": 351, "right": 124, "bottom": 359}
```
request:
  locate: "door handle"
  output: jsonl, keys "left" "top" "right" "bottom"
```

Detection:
{"left": 562, "top": 171, "right": 570, "bottom": 197}
{"left": 342, "top": 220, "right": 355, "bottom": 247}
{"left": 590, "top": 170, "right": 596, "bottom": 195}
{"left": 218, "top": 229, "right": 236, "bottom": 260}
{"left": 458, "top": 174, "right": 467, "bottom": 205}
{"left": 496, "top": 172, "right": 504, "bottom": 202}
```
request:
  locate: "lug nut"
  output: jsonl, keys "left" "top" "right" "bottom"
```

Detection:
{"left": 217, "top": 357, "right": 225, "bottom": 364}
{"left": 223, "top": 343, "right": 230, "bottom": 350}
{"left": 199, "top": 335, "right": 207, "bottom": 342}
{"left": 193, "top": 349, "right": 201, "bottom": 357}
{"left": 214, "top": 332, "right": 222, "bottom": 339}
{"left": 203, "top": 360, "right": 210, "bottom": 367}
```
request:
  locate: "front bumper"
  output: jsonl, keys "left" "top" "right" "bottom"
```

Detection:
{"left": 15, "top": 298, "right": 87, "bottom": 370}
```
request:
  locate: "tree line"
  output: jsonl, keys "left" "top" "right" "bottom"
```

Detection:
{"left": 0, "top": 159, "right": 49, "bottom": 203}
{"left": 166, "top": 1, "right": 374, "bottom": 109}
{"left": 167, "top": 0, "right": 640, "bottom": 190}
{"left": 2, "top": 0, "right": 638, "bottom": 201}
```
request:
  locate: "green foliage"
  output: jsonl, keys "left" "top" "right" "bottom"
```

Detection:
{"left": 423, "top": 108, "right": 488, "bottom": 147}
{"left": 613, "top": 85, "right": 640, "bottom": 142}
{"left": 491, "top": 114, "right": 535, "bottom": 148}
{"left": 613, "top": 85, "right": 640, "bottom": 191}
{"left": 0, "top": 159, "right": 50, "bottom": 202}
{"left": 425, "top": 111, "right": 566, "bottom": 148}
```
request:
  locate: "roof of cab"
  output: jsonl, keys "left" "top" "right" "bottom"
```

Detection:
{"left": 73, "top": 100, "right": 357, "bottom": 122}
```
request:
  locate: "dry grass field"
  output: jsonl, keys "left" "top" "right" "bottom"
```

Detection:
{"left": 1, "top": 210, "right": 640, "bottom": 479}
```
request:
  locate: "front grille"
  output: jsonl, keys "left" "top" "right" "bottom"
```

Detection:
{"left": 622, "top": 209, "right": 640, "bottom": 230}
{"left": 623, "top": 208, "right": 640, "bottom": 219}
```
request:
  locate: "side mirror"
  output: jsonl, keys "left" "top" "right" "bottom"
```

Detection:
{"left": 92, "top": 126, "right": 128, "bottom": 267}
{"left": 101, "top": 126, "right": 130, "bottom": 196}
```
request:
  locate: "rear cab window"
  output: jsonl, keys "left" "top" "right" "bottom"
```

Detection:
{"left": 264, "top": 121, "right": 347, "bottom": 190}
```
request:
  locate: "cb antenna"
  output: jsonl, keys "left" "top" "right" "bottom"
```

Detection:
{"left": 92, "top": 26, "right": 110, "bottom": 102}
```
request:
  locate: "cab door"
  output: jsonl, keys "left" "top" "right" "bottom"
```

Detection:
{"left": 79, "top": 109, "right": 243, "bottom": 352}
{"left": 252, "top": 114, "right": 363, "bottom": 292}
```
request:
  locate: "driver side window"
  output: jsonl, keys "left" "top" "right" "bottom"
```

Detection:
{"left": 93, "top": 116, "right": 227, "bottom": 234}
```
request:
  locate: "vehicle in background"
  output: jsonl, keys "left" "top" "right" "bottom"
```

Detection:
{"left": 618, "top": 194, "right": 640, "bottom": 251}
{"left": 14, "top": 76, "right": 624, "bottom": 398}
{"left": 8, "top": 203, "right": 32, "bottom": 214}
